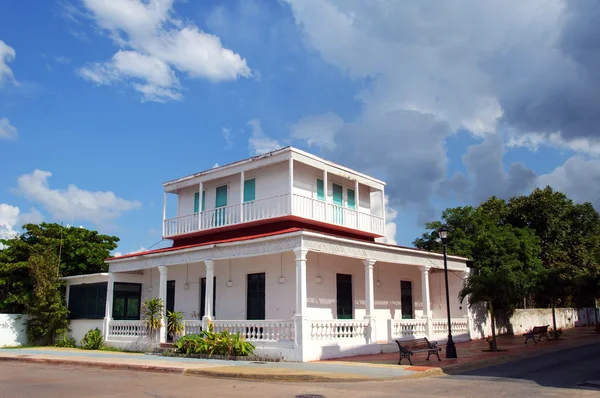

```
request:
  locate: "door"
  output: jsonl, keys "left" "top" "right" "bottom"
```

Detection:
{"left": 215, "top": 185, "right": 228, "bottom": 226}
{"left": 400, "top": 281, "right": 413, "bottom": 319}
{"left": 200, "top": 277, "right": 216, "bottom": 318}
{"left": 332, "top": 183, "right": 344, "bottom": 225}
{"left": 246, "top": 273, "right": 265, "bottom": 320}
{"left": 336, "top": 274, "right": 353, "bottom": 319}
{"left": 166, "top": 280, "right": 176, "bottom": 341}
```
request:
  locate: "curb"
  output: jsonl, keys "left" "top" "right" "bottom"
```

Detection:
{"left": 183, "top": 367, "right": 374, "bottom": 383}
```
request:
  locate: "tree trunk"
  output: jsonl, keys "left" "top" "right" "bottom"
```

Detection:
{"left": 489, "top": 303, "right": 497, "bottom": 352}
{"left": 551, "top": 299, "right": 558, "bottom": 340}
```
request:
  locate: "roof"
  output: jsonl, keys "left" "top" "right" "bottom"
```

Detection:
{"left": 106, "top": 227, "right": 468, "bottom": 263}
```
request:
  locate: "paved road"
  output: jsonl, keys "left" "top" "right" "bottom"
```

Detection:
{"left": 0, "top": 344, "right": 598, "bottom": 398}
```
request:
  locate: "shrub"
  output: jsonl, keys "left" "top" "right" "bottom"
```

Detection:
{"left": 167, "top": 310, "right": 185, "bottom": 341}
{"left": 54, "top": 334, "right": 76, "bottom": 348}
{"left": 548, "top": 328, "right": 563, "bottom": 340}
{"left": 174, "top": 324, "right": 255, "bottom": 357}
{"left": 80, "top": 328, "right": 104, "bottom": 350}
{"left": 142, "top": 298, "right": 163, "bottom": 340}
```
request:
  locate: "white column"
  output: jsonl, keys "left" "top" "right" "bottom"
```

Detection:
{"left": 293, "top": 247, "right": 309, "bottom": 362}
{"left": 203, "top": 260, "right": 215, "bottom": 323}
{"left": 355, "top": 180, "right": 360, "bottom": 227}
{"left": 381, "top": 188, "right": 386, "bottom": 225}
{"left": 419, "top": 265, "right": 433, "bottom": 339}
{"left": 198, "top": 181, "right": 203, "bottom": 229}
{"left": 289, "top": 157, "right": 294, "bottom": 214}
{"left": 158, "top": 266, "right": 168, "bottom": 343}
{"left": 240, "top": 171, "right": 244, "bottom": 223}
{"left": 162, "top": 191, "right": 167, "bottom": 237}
{"left": 323, "top": 170, "right": 328, "bottom": 222}
{"left": 103, "top": 272, "right": 115, "bottom": 340}
{"left": 362, "top": 259, "right": 376, "bottom": 344}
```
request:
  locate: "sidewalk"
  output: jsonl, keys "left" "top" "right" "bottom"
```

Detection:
{"left": 1, "top": 326, "right": 598, "bottom": 382}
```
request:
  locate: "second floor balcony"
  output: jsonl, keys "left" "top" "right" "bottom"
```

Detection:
{"left": 163, "top": 192, "right": 385, "bottom": 238}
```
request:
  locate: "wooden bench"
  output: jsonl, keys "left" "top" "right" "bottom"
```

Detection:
{"left": 395, "top": 337, "right": 441, "bottom": 365}
{"left": 524, "top": 325, "right": 550, "bottom": 344}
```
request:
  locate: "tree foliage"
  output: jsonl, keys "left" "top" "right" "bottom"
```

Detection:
{"left": 0, "top": 223, "right": 119, "bottom": 313}
{"left": 23, "top": 247, "right": 70, "bottom": 345}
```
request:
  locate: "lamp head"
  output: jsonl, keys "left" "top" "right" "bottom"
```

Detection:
{"left": 438, "top": 225, "right": 449, "bottom": 244}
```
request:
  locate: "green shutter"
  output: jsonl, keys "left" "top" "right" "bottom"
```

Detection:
{"left": 202, "top": 191, "right": 205, "bottom": 211}
{"left": 332, "top": 184, "right": 343, "bottom": 206}
{"left": 347, "top": 189, "right": 356, "bottom": 209}
{"left": 194, "top": 192, "right": 200, "bottom": 213}
{"left": 244, "top": 179, "right": 256, "bottom": 202}
{"left": 317, "top": 179, "right": 324, "bottom": 201}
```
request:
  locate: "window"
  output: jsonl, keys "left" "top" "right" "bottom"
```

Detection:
{"left": 194, "top": 191, "right": 206, "bottom": 213}
{"left": 400, "top": 281, "right": 413, "bottom": 319}
{"left": 336, "top": 274, "right": 353, "bottom": 319}
{"left": 244, "top": 179, "right": 256, "bottom": 202}
{"left": 332, "top": 183, "right": 344, "bottom": 224}
{"left": 317, "top": 178, "right": 324, "bottom": 201}
{"left": 247, "top": 273, "right": 265, "bottom": 320}
{"left": 112, "top": 283, "right": 141, "bottom": 320}
{"left": 68, "top": 282, "right": 107, "bottom": 319}
{"left": 347, "top": 189, "right": 356, "bottom": 210}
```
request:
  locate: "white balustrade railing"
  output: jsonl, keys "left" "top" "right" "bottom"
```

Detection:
{"left": 183, "top": 320, "right": 203, "bottom": 336}
{"left": 390, "top": 318, "right": 428, "bottom": 339}
{"left": 211, "top": 320, "right": 294, "bottom": 342}
{"left": 108, "top": 320, "right": 147, "bottom": 337}
{"left": 431, "top": 318, "right": 469, "bottom": 336}
{"left": 243, "top": 194, "right": 290, "bottom": 222}
{"left": 309, "top": 320, "right": 369, "bottom": 341}
{"left": 164, "top": 193, "right": 385, "bottom": 237}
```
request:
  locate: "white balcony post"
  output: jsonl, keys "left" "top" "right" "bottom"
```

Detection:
{"left": 381, "top": 188, "right": 386, "bottom": 226}
{"left": 158, "top": 266, "right": 168, "bottom": 343}
{"left": 240, "top": 171, "right": 244, "bottom": 223}
{"left": 203, "top": 260, "right": 215, "bottom": 329}
{"left": 198, "top": 181, "right": 203, "bottom": 229}
{"left": 323, "top": 170, "right": 328, "bottom": 222}
{"left": 355, "top": 180, "right": 360, "bottom": 227}
{"left": 293, "top": 247, "right": 309, "bottom": 362}
{"left": 162, "top": 192, "right": 167, "bottom": 237}
{"left": 362, "top": 259, "right": 376, "bottom": 344}
{"left": 103, "top": 272, "right": 115, "bottom": 340}
{"left": 289, "top": 157, "right": 294, "bottom": 214}
{"left": 419, "top": 265, "right": 433, "bottom": 338}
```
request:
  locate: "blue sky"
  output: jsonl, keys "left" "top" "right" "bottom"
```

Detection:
{"left": 1, "top": 0, "right": 600, "bottom": 255}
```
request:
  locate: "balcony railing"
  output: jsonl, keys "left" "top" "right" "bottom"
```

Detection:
{"left": 163, "top": 193, "right": 385, "bottom": 237}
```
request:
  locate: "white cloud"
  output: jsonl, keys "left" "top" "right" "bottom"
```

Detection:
{"left": 112, "top": 251, "right": 123, "bottom": 257}
{"left": 212, "top": 163, "right": 219, "bottom": 168}
{"left": 77, "top": 0, "right": 251, "bottom": 102}
{"left": 508, "top": 131, "right": 600, "bottom": 156}
{"left": 290, "top": 112, "right": 342, "bottom": 150}
{"left": 222, "top": 127, "right": 233, "bottom": 148}
{"left": 15, "top": 169, "right": 141, "bottom": 228}
{"left": 0, "top": 40, "right": 18, "bottom": 86}
{"left": 0, "top": 204, "right": 20, "bottom": 241}
{"left": 0, "top": 118, "right": 17, "bottom": 140}
{"left": 247, "top": 119, "right": 281, "bottom": 155}
{"left": 373, "top": 195, "right": 398, "bottom": 245}
{"left": 54, "top": 56, "right": 72, "bottom": 64}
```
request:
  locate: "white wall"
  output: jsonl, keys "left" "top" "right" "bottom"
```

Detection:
{"left": 0, "top": 314, "right": 27, "bottom": 347}
{"left": 429, "top": 271, "right": 469, "bottom": 319}
{"left": 69, "top": 319, "right": 105, "bottom": 344}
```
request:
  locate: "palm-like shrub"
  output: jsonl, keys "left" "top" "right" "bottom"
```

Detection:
{"left": 174, "top": 322, "right": 255, "bottom": 357}
{"left": 167, "top": 310, "right": 185, "bottom": 341}
{"left": 80, "top": 328, "right": 103, "bottom": 350}
{"left": 142, "top": 298, "right": 164, "bottom": 340}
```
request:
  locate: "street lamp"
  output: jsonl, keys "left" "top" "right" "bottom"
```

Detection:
{"left": 438, "top": 225, "right": 457, "bottom": 359}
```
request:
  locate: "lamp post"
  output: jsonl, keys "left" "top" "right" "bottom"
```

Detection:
{"left": 438, "top": 226, "right": 457, "bottom": 359}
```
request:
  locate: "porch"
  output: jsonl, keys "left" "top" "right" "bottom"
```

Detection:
{"left": 99, "top": 230, "right": 470, "bottom": 361}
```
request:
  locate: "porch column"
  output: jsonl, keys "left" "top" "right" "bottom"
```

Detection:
{"left": 103, "top": 272, "right": 115, "bottom": 341}
{"left": 381, "top": 188, "right": 386, "bottom": 226}
{"left": 158, "top": 266, "right": 168, "bottom": 343}
{"left": 293, "top": 248, "right": 309, "bottom": 362}
{"left": 240, "top": 172, "right": 244, "bottom": 222}
{"left": 323, "top": 170, "right": 328, "bottom": 222}
{"left": 162, "top": 192, "right": 167, "bottom": 237}
{"left": 203, "top": 260, "right": 215, "bottom": 327}
{"left": 362, "top": 259, "right": 376, "bottom": 344}
{"left": 419, "top": 266, "right": 433, "bottom": 338}
{"left": 289, "top": 157, "right": 294, "bottom": 214}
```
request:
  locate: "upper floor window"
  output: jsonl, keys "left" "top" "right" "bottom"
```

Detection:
{"left": 347, "top": 188, "right": 356, "bottom": 210}
{"left": 194, "top": 191, "right": 205, "bottom": 213}
{"left": 244, "top": 179, "right": 256, "bottom": 202}
{"left": 317, "top": 178, "right": 324, "bottom": 201}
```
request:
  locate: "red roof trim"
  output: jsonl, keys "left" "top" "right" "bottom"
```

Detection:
{"left": 106, "top": 228, "right": 302, "bottom": 261}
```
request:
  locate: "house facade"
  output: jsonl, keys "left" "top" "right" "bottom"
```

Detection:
{"left": 65, "top": 147, "right": 471, "bottom": 361}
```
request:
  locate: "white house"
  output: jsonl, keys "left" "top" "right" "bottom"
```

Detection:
{"left": 65, "top": 147, "right": 471, "bottom": 361}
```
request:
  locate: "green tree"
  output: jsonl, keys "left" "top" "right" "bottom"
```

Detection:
{"left": 0, "top": 223, "right": 119, "bottom": 313}
{"left": 24, "top": 247, "right": 70, "bottom": 345}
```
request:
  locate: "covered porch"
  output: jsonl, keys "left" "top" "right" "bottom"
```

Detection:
{"left": 100, "top": 230, "right": 470, "bottom": 361}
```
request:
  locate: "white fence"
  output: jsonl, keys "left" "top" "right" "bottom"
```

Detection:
{"left": 108, "top": 320, "right": 148, "bottom": 338}
{"left": 211, "top": 320, "right": 295, "bottom": 342}
{"left": 389, "top": 318, "right": 428, "bottom": 339}
{"left": 309, "top": 320, "right": 370, "bottom": 341}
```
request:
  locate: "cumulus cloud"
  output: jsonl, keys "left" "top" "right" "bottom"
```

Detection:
{"left": 290, "top": 112, "right": 342, "bottom": 150}
{"left": 0, "top": 40, "right": 17, "bottom": 86}
{"left": 247, "top": 119, "right": 281, "bottom": 155}
{"left": 0, "top": 204, "right": 44, "bottom": 242}
{"left": 15, "top": 169, "right": 141, "bottom": 228}
{"left": 222, "top": 127, "right": 233, "bottom": 149}
{"left": 0, "top": 118, "right": 17, "bottom": 140}
{"left": 77, "top": 0, "right": 252, "bottom": 102}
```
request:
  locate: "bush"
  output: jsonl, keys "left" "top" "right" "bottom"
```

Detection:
{"left": 549, "top": 327, "right": 563, "bottom": 340}
{"left": 54, "top": 334, "right": 76, "bottom": 348}
{"left": 142, "top": 298, "right": 163, "bottom": 339}
{"left": 167, "top": 310, "right": 185, "bottom": 341}
{"left": 174, "top": 323, "right": 255, "bottom": 357}
{"left": 80, "top": 328, "right": 104, "bottom": 350}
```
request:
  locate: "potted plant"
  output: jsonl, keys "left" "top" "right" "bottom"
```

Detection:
{"left": 142, "top": 297, "right": 164, "bottom": 341}
{"left": 167, "top": 310, "right": 185, "bottom": 342}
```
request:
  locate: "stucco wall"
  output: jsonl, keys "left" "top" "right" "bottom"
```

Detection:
{"left": 428, "top": 270, "right": 469, "bottom": 319}
{"left": 69, "top": 319, "right": 105, "bottom": 343}
{"left": 0, "top": 314, "right": 27, "bottom": 347}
